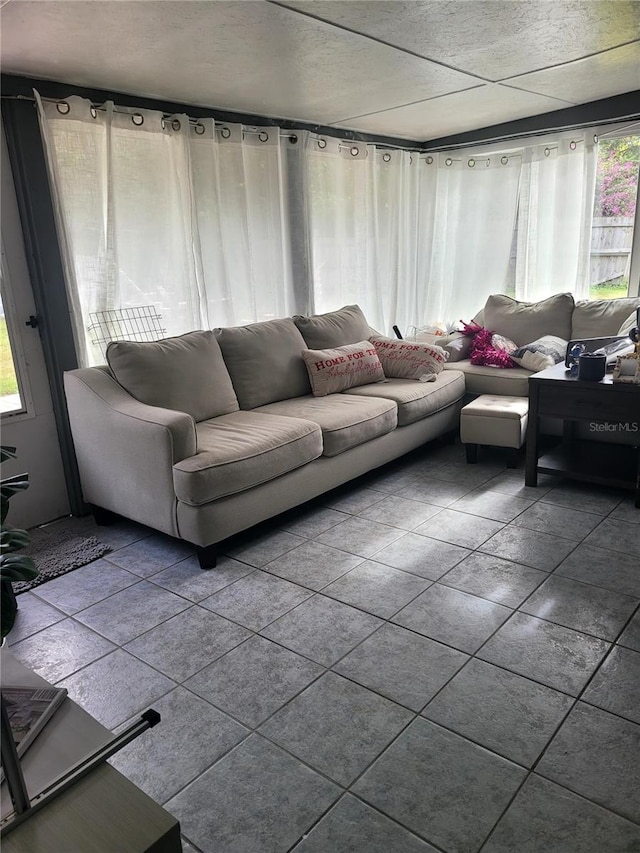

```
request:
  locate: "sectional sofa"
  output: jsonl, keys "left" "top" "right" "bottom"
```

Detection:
{"left": 64, "top": 305, "right": 465, "bottom": 568}
{"left": 441, "top": 292, "right": 640, "bottom": 396}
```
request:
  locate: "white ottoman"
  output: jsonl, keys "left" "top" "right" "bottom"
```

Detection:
{"left": 460, "top": 395, "right": 529, "bottom": 467}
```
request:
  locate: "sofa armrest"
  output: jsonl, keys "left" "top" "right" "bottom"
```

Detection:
{"left": 64, "top": 367, "right": 197, "bottom": 536}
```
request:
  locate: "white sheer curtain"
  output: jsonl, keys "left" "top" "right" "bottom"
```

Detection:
{"left": 189, "top": 121, "right": 298, "bottom": 326}
{"left": 515, "top": 133, "right": 597, "bottom": 302}
{"left": 36, "top": 90, "right": 600, "bottom": 364}
{"left": 305, "top": 138, "right": 421, "bottom": 336}
{"left": 417, "top": 152, "right": 521, "bottom": 326}
{"left": 36, "top": 94, "right": 296, "bottom": 365}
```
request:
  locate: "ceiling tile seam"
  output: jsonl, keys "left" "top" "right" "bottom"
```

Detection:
{"left": 497, "top": 83, "right": 578, "bottom": 106}
{"left": 497, "top": 37, "right": 640, "bottom": 84}
{"left": 328, "top": 85, "right": 487, "bottom": 126}
{"left": 266, "top": 0, "right": 494, "bottom": 85}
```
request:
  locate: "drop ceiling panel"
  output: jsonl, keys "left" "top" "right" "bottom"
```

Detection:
{"left": 334, "top": 85, "right": 576, "bottom": 141}
{"left": 508, "top": 42, "right": 640, "bottom": 104}
{"left": 0, "top": 0, "right": 479, "bottom": 127}
{"left": 279, "top": 0, "right": 640, "bottom": 80}
{"left": 1, "top": 0, "right": 639, "bottom": 143}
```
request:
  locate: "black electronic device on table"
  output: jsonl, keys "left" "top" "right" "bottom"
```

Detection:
{"left": 565, "top": 335, "right": 634, "bottom": 370}
{"left": 630, "top": 306, "right": 640, "bottom": 344}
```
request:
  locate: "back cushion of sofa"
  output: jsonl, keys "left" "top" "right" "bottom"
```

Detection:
{"left": 293, "top": 304, "right": 373, "bottom": 349}
{"left": 484, "top": 293, "right": 575, "bottom": 347}
{"left": 572, "top": 296, "right": 640, "bottom": 339}
{"left": 106, "top": 330, "right": 239, "bottom": 422}
{"left": 215, "top": 317, "right": 311, "bottom": 409}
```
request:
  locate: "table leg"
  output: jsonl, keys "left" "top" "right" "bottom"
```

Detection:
{"left": 525, "top": 382, "right": 539, "bottom": 487}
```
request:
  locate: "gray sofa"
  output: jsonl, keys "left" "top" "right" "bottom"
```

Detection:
{"left": 442, "top": 292, "right": 640, "bottom": 396}
{"left": 64, "top": 305, "right": 465, "bottom": 568}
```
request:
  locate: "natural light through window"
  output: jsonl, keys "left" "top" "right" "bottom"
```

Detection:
{"left": 590, "top": 135, "right": 639, "bottom": 300}
{"left": 0, "top": 292, "right": 24, "bottom": 415}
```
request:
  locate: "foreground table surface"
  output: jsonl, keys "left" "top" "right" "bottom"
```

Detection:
{"left": 1, "top": 648, "right": 181, "bottom": 853}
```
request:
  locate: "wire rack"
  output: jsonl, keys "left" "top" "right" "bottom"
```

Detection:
{"left": 87, "top": 306, "right": 167, "bottom": 358}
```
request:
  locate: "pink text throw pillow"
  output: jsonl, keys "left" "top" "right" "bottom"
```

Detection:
{"left": 302, "top": 341, "right": 386, "bottom": 396}
{"left": 370, "top": 336, "right": 448, "bottom": 381}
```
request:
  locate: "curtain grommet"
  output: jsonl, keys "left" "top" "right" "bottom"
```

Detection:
{"left": 594, "top": 134, "right": 598, "bottom": 144}
{"left": 194, "top": 123, "right": 205, "bottom": 135}
{"left": 544, "top": 147, "right": 551, "bottom": 157}
{"left": 220, "top": 126, "right": 231, "bottom": 139}
{"left": 501, "top": 155, "right": 509, "bottom": 165}
{"left": 468, "top": 158, "right": 475, "bottom": 168}
{"left": 132, "top": 113, "right": 144, "bottom": 126}
{"left": 350, "top": 146, "right": 359, "bottom": 157}
{"left": 317, "top": 138, "right": 327, "bottom": 149}
{"left": 445, "top": 157, "right": 453, "bottom": 167}
{"left": 258, "top": 131, "right": 269, "bottom": 142}
{"left": 425, "top": 156, "right": 433, "bottom": 165}
{"left": 90, "top": 106, "right": 97, "bottom": 119}
{"left": 569, "top": 140, "right": 577, "bottom": 150}
{"left": 289, "top": 134, "right": 298, "bottom": 144}
{"left": 382, "top": 152, "right": 391, "bottom": 162}
{"left": 56, "top": 101, "right": 70, "bottom": 115}
{"left": 171, "top": 118, "right": 181, "bottom": 131}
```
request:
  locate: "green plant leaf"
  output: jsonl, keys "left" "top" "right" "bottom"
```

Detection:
{"left": 1, "top": 588, "right": 17, "bottom": 639}
{"left": 0, "top": 525, "right": 31, "bottom": 552}
{"left": 0, "top": 446, "right": 18, "bottom": 464}
{"left": 0, "top": 554, "right": 38, "bottom": 581}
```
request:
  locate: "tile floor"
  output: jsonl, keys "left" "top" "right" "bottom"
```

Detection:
{"left": 8, "top": 439, "right": 640, "bottom": 853}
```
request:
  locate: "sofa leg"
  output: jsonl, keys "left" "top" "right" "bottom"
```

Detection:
{"left": 91, "top": 505, "right": 119, "bottom": 526}
{"left": 465, "top": 444, "right": 478, "bottom": 464}
{"left": 197, "top": 544, "right": 218, "bottom": 570}
{"left": 506, "top": 447, "right": 520, "bottom": 469}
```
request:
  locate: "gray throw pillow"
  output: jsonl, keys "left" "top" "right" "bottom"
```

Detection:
{"left": 510, "top": 336, "right": 568, "bottom": 372}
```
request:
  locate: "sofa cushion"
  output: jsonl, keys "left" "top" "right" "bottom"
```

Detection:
{"left": 106, "top": 330, "right": 239, "bottom": 422}
{"left": 618, "top": 308, "right": 639, "bottom": 336}
{"left": 484, "top": 293, "right": 575, "bottom": 347}
{"left": 370, "top": 336, "right": 449, "bottom": 380}
{"left": 302, "top": 341, "right": 386, "bottom": 396}
{"left": 346, "top": 371, "right": 465, "bottom": 426}
{"left": 293, "top": 304, "right": 373, "bottom": 349}
{"left": 173, "top": 411, "right": 322, "bottom": 505}
{"left": 215, "top": 318, "right": 311, "bottom": 409}
{"left": 443, "top": 360, "right": 533, "bottom": 396}
{"left": 255, "top": 394, "right": 397, "bottom": 456}
{"left": 572, "top": 297, "right": 640, "bottom": 339}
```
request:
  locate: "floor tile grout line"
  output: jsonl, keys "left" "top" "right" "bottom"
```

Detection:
{"left": 18, "top": 531, "right": 633, "bottom": 710}
{"left": 530, "top": 766, "right": 640, "bottom": 828}
{"left": 13, "top": 450, "right": 640, "bottom": 849}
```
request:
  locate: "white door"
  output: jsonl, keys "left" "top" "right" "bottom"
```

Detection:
{"left": 1, "top": 122, "right": 70, "bottom": 529}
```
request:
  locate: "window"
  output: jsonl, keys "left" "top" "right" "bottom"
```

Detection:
{"left": 0, "top": 287, "right": 25, "bottom": 416}
{"left": 590, "top": 134, "right": 639, "bottom": 299}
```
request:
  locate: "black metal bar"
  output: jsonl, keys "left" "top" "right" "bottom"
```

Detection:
{"left": 1, "top": 709, "right": 161, "bottom": 836}
{"left": 0, "top": 695, "right": 30, "bottom": 816}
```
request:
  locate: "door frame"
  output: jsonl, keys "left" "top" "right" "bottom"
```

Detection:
{"left": 2, "top": 99, "right": 84, "bottom": 515}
